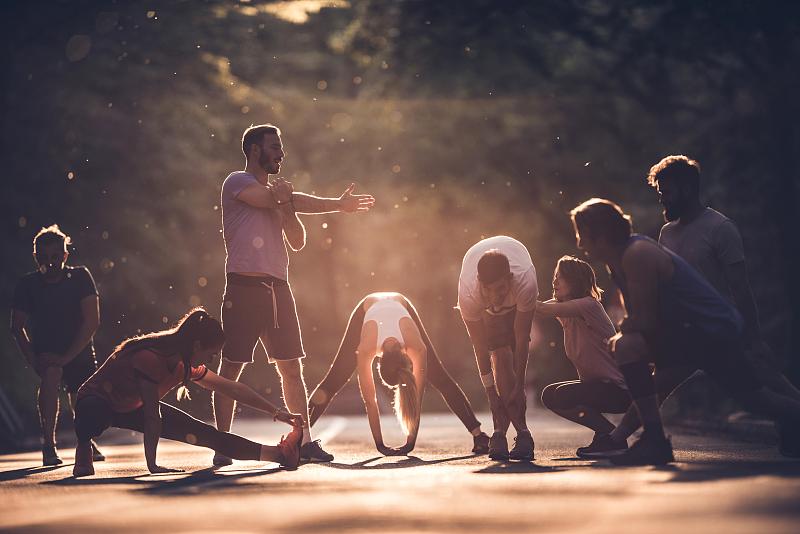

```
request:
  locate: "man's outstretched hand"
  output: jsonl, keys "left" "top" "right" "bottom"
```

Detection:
{"left": 338, "top": 183, "right": 375, "bottom": 213}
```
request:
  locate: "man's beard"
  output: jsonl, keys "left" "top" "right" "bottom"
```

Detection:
{"left": 259, "top": 153, "right": 273, "bottom": 173}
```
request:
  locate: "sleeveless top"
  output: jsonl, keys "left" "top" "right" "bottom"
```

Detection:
{"left": 363, "top": 299, "right": 412, "bottom": 353}
{"left": 611, "top": 235, "right": 743, "bottom": 342}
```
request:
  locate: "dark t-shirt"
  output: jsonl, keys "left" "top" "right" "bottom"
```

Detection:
{"left": 11, "top": 266, "right": 99, "bottom": 355}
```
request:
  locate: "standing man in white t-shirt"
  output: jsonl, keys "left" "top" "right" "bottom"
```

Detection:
{"left": 214, "top": 124, "right": 374, "bottom": 465}
{"left": 458, "top": 235, "right": 538, "bottom": 461}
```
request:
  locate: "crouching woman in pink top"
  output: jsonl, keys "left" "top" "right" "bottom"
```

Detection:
{"left": 72, "top": 308, "right": 303, "bottom": 477}
{"left": 537, "top": 256, "right": 631, "bottom": 458}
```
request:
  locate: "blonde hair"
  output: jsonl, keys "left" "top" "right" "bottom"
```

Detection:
{"left": 378, "top": 347, "right": 420, "bottom": 435}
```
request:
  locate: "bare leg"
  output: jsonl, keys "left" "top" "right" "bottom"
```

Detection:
{"left": 213, "top": 360, "right": 245, "bottom": 432}
{"left": 275, "top": 359, "right": 311, "bottom": 442}
{"left": 38, "top": 366, "right": 62, "bottom": 447}
{"left": 491, "top": 348, "right": 527, "bottom": 433}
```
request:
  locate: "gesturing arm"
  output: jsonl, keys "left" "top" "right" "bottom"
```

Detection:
{"left": 196, "top": 370, "right": 302, "bottom": 426}
{"left": 292, "top": 183, "right": 374, "bottom": 214}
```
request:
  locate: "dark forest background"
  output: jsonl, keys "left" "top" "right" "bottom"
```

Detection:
{"left": 1, "top": 0, "right": 797, "bottom": 446}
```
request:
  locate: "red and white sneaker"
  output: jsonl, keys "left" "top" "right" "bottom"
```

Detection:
{"left": 277, "top": 425, "right": 303, "bottom": 470}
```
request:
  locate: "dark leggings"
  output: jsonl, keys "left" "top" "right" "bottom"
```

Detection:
{"left": 541, "top": 380, "right": 631, "bottom": 434}
{"left": 309, "top": 296, "right": 481, "bottom": 433}
{"left": 74, "top": 396, "right": 262, "bottom": 460}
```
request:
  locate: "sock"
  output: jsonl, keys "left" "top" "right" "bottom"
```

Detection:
{"left": 470, "top": 426, "right": 483, "bottom": 437}
{"left": 301, "top": 426, "right": 311, "bottom": 445}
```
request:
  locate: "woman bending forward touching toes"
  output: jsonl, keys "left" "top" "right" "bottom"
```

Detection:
{"left": 72, "top": 308, "right": 304, "bottom": 477}
{"left": 309, "top": 292, "right": 489, "bottom": 456}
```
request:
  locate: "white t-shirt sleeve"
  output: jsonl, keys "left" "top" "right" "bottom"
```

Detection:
{"left": 457, "top": 285, "right": 483, "bottom": 323}
{"left": 515, "top": 267, "right": 538, "bottom": 313}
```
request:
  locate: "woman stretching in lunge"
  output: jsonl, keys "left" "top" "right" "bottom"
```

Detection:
{"left": 72, "top": 308, "right": 303, "bottom": 477}
{"left": 538, "top": 256, "right": 631, "bottom": 458}
{"left": 309, "top": 292, "right": 490, "bottom": 455}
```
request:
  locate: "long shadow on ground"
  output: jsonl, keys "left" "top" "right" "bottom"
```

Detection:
{"left": 41, "top": 465, "right": 284, "bottom": 495}
{"left": 325, "top": 454, "right": 475, "bottom": 470}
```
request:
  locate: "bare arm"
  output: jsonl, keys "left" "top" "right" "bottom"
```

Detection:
{"left": 536, "top": 299, "right": 583, "bottom": 318}
{"left": 10, "top": 309, "right": 36, "bottom": 366}
{"left": 512, "top": 307, "right": 535, "bottom": 388}
{"left": 136, "top": 376, "right": 177, "bottom": 473}
{"left": 619, "top": 241, "right": 667, "bottom": 335}
{"left": 279, "top": 206, "right": 307, "bottom": 251}
{"left": 356, "top": 349, "right": 386, "bottom": 451}
{"left": 292, "top": 183, "right": 374, "bottom": 214}
{"left": 236, "top": 182, "right": 284, "bottom": 209}
{"left": 54, "top": 295, "right": 99, "bottom": 366}
{"left": 196, "top": 370, "right": 302, "bottom": 426}
{"left": 724, "top": 261, "right": 762, "bottom": 344}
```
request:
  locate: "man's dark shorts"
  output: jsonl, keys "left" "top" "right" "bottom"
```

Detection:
{"left": 653, "top": 323, "right": 760, "bottom": 397}
{"left": 484, "top": 308, "right": 517, "bottom": 352}
{"left": 221, "top": 273, "right": 306, "bottom": 364}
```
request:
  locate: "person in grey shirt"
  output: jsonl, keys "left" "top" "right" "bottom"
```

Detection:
{"left": 650, "top": 155, "right": 800, "bottom": 451}
{"left": 214, "top": 123, "right": 374, "bottom": 465}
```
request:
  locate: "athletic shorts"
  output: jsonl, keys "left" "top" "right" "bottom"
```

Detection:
{"left": 484, "top": 308, "right": 517, "bottom": 352}
{"left": 35, "top": 346, "right": 97, "bottom": 394}
{"left": 221, "top": 273, "right": 306, "bottom": 364}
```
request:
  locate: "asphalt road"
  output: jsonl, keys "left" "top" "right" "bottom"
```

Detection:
{"left": 2, "top": 409, "right": 799, "bottom": 533}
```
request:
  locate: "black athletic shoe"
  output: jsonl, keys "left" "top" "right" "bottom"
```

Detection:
{"left": 91, "top": 440, "right": 106, "bottom": 462}
{"left": 212, "top": 453, "right": 233, "bottom": 467}
{"left": 300, "top": 440, "right": 334, "bottom": 462}
{"left": 488, "top": 432, "right": 510, "bottom": 461}
{"left": 576, "top": 433, "right": 628, "bottom": 459}
{"left": 509, "top": 431, "right": 534, "bottom": 462}
{"left": 610, "top": 431, "right": 674, "bottom": 466}
{"left": 472, "top": 432, "right": 491, "bottom": 454}
{"left": 42, "top": 444, "right": 63, "bottom": 466}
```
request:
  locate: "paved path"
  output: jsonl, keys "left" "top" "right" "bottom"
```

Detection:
{"left": 2, "top": 409, "right": 799, "bottom": 533}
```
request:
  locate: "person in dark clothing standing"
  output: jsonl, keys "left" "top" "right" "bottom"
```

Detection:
{"left": 10, "top": 225, "right": 104, "bottom": 465}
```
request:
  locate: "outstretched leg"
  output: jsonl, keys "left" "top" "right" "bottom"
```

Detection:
{"left": 308, "top": 298, "right": 367, "bottom": 426}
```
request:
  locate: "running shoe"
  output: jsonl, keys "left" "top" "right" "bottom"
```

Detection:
{"left": 576, "top": 433, "right": 628, "bottom": 458}
{"left": 472, "top": 432, "right": 491, "bottom": 454}
{"left": 488, "top": 432, "right": 509, "bottom": 461}
{"left": 72, "top": 442, "right": 95, "bottom": 477}
{"left": 278, "top": 426, "right": 303, "bottom": 470}
{"left": 509, "top": 431, "right": 535, "bottom": 462}
{"left": 91, "top": 440, "right": 106, "bottom": 462}
{"left": 212, "top": 452, "right": 233, "bottom": 467}
{"left": 300, "top": 439, "right": 334, "bottom": 462}
{"left": 610, "top": 431, "right": 674, "bottom": 466}
{"left": 42, "top": 444, "right": 63, "bottom": 466}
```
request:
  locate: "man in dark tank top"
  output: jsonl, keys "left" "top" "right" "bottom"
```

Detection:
{"left": 568, "top": 198, "right": 800, "bottom": 465}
